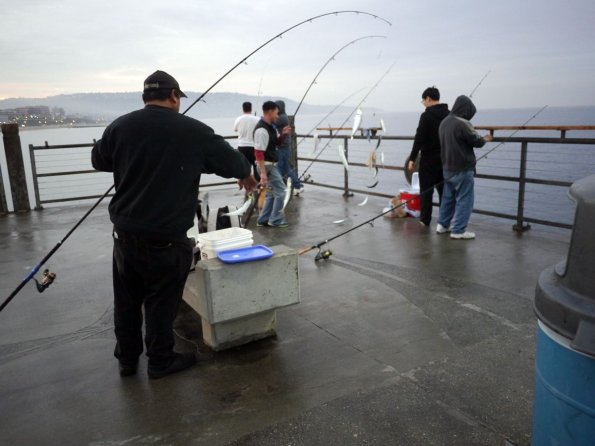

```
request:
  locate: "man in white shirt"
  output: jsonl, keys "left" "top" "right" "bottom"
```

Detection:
{"left": 234, "top": 102, "right": 260, "bottom": 180}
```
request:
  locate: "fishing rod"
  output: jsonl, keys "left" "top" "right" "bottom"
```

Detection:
{"left": 298, "top": 62, "right": 396, "bottom": 182}
{"left": 0, "top": 11, "right": 392, "bottom": 314}
{"left": 240, "top": 36, "right": 387, "bottom": 222}
{"left": 292, "top": 35, "right": 387, "bottom": 117}
{"left": 469, "top": 70, "right": 491, "bottom": 99}
{"left": 182, "top": 11, "right": 391, "bottom": 116}
{"left": 299, "top": 104, "right": 549, "bottom": 259}
{"left": 0, "top": 185, "right": 114, "bottom": 312}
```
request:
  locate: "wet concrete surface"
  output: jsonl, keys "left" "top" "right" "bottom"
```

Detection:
{"left": 0, "top": 187, "right": 571, "bottom": 445}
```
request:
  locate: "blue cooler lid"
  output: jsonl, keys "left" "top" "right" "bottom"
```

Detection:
{"left": 217, "top": 245, "right": 274, "bottom": 264}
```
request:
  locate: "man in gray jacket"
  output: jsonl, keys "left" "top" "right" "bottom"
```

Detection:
{"left": 275, "top": 100, "right": 304, "bottom": 194}
{"left": 436, "top": 95, "right": 492, "bottom": 239}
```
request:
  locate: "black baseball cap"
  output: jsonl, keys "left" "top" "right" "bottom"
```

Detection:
{"left": 143, "top": 70, "right": 187, "bottom": 97}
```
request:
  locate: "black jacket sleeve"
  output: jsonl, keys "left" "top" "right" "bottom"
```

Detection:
{"left": 408, "top": 111, "right": 430, "bottom": 161}
{"left": 91, "top": 127, "right": 113, "bottom": 172}
{"left": 201, "top": 127, "right": 251, "bottom": 179}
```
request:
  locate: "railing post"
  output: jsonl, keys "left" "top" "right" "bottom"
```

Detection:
{"left": 29, "top": 144, "right": 43, "bottom": 210}
{"left": 513, "top": 141, "right": 531, "bottom": 232}
{"left": 0, "top": 167, "right": 8, "bottom": 214}
{"left": 342, "top": 136, "right": 353, "bottom": 197}
{"left": 1, "top": 123, "right": 30, "bottom": 212}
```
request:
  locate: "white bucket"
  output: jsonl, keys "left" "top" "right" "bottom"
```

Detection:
{"left": 197, "top": 227, "right": 253, "bottom": 260}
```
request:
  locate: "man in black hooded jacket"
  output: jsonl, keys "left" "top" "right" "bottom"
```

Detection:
{"left": 407, "top": 87, "right": 449, "bottom": 226}
{"left": 436, "top": 95, "right": 492, "bottom": 240}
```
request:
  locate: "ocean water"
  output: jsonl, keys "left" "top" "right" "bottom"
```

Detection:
{"left": 1, "top": 106, "right": 594, "bottom": 228}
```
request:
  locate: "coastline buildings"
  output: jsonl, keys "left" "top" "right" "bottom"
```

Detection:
{"left": 0, "top": 105, "right": 103, "bottom": 127}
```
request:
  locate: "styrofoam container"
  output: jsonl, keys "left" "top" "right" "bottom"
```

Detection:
{"left": 197, "top": 227, "right": 254, "bottom": 260}
{"left": 197, "top": 227, "right": 252, "bottom": 246}
{"left": 201, "top": 239, "right": 253, "bottom": 260}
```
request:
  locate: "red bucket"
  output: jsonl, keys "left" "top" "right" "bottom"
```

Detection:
{"left": 399, "top": 190, "right": 420, "bottom": 212}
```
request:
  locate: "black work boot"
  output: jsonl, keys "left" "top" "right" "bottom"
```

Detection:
{"left": 118, "top": 361, "right": 138, "bottom": 377}
{"left": 148, "top": 353, "right": 197, "bottom": 380}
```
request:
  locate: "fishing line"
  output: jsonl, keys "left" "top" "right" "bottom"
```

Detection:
{"left": 295, "top": 87, "right": 367, "bottom": 149}
{"left": 1, "top": 10, "right": 392, "bottom": 314}
{"left": 299, "top": 105, "right": 548, "bottom": 257}
{"left": 299, "top": 62, "right": 396, "bottom": 182}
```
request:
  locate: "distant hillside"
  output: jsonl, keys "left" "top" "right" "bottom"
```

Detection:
{"left": 0, "top": 92, "right": 342, "bottom": 121}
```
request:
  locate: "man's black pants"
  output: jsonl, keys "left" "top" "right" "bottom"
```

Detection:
{"left": 419, "top": 163, "right": 444, "bottom": 225}
{"left": 238, "top": 146, "right": 260, "bottom": 181}
{"left": 112, "top": 233, "right": 193, "bottom": 368}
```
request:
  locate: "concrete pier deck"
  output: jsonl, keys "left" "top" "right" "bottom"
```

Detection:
{"left": 0, "top": 188, "right": 571, "bottom": 446}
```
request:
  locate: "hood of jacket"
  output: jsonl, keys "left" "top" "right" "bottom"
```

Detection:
{"left": 450, "top": 95, "right": 476, "bottom": 120}
{"left": 426, "top": 103, "right": 450, "bottom": 120}
{"left": 275, "top": 100, "right": 286, "bottom": 115}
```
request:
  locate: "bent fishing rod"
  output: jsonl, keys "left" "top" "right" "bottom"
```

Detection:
{"left": 299, "top": 104, "right": 549, "bottom": 259}
{"left": 292, "top": 35, "right": 387, "bottom": 118}
{"left": 243, "top": 36, "right": 387, "bottom": 220}
{"left": 299, "top": 62, "right": 396, "bottom": 182}
{"left": 0, "top": 10, "right": 392, "bottom": 314}
{"left": 183, "top": 11, "right": 391, "bottom": 116}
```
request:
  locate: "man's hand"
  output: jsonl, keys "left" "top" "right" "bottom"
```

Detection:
{"left": 259, "top": 174, "right": 268, "bottom": 189}
{"left": 281, "top": 126, "right": 291, "bottom": 136}
{"left": 407, "top": 160, "right": 415, "bottom": 172}
{"left": 238, "top": 175, "right": 258, "bottom": 193}
{"left": 483, "top": 133, "right": 494, "bottom": 142}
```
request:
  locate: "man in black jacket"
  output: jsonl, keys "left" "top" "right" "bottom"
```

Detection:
{"left": 407, "top": 86, "right": 450, "bottom": 226}
{"left": 92, "top": 70, "right": 256, "bottom": 379}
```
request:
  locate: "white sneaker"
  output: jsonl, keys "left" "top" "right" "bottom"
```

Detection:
{"left": 293, "top": 186, "right": 304, "bottom": 196}
{"left": 450, "top": 231, "right": 476, "bottom": 240}
{"left": 436, "top": 223, "right": 450, "bottom": 234}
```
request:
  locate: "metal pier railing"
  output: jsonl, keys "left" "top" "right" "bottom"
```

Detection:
{"left": 297, "top": 126, "right": 595, "bottom": 231}
{"left": 25, "top": 127, "right": 595, "bottom": 231}
{"left": 28, "top": 137, "right": 239, "bottom": 209}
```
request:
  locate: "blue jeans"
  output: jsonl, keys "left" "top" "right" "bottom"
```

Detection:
{"left": 438, "top": 169, "right": 475, "bottom": 234}
{"left": 257, "top": 164, "right": 286, "bottom": 225}
{"left": 277, "top": 147, "right": 302, "bottom": 188}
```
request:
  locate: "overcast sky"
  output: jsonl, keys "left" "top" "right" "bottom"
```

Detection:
{"left": 0, "top": 0, "right": 594, "bottom": 111}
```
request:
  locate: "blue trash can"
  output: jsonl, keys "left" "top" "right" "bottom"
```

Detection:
{"left": 532, "top": 321, "right": 595, "bottom": 445}
{"left": 532, "top": 175, "right": 595, "bottom": 446}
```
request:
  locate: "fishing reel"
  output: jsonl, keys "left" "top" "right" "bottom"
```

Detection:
{"left": 315, "top": 243, "right": 333, "bottom": 262}
{"left": 33, "top": 269, "right": 56, "bottom": 293}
